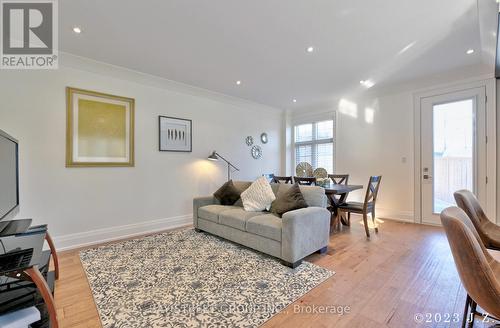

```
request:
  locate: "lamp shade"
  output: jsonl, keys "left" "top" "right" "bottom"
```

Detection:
{"left": 207, "top": 151, "right": 218, "bottom": 161}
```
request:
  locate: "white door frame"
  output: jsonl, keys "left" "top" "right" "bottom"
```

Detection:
{"left": 413, "top": 78, "right": 496, "bottom": 225}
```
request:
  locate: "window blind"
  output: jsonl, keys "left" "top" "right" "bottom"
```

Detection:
{"left": 294, "top": 120, "right": 334, "bottom": 174}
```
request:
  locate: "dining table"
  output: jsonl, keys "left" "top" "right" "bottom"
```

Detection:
{"left": 321, "top": 182, "right": 363, "bottom": 227}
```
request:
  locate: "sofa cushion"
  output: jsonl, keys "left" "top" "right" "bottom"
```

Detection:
{"left": 270, "top": 183, "right": 280, "bottom": 196}
{"left": 240, "top": 177, "right": 276, "bottom": 211}
{"left": 219, "top": 209, "right": 262, "bottom": 231}
{"left": 246, "top": 214, "right": 282, "bottom": 242}
{"left": 213, "top": 180, "right": 241, "bottom": 205}
{"left": 198, "top": 205, "right": 240, "bottom": 223}
{"left": 275, "top": 184, "right": 326, "bottom": 208}
{"left": 270, "top": 184, "right": 308, "bottom": 217}
{"left": 233, "top": 181, "right": 252, "bottom": 193}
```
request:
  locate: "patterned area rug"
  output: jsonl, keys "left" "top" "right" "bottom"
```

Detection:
{"left": 80, "top": 228, "right": 334, "bottom": 328}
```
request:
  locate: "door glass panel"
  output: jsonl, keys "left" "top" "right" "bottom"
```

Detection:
{"left": 433, "top": 99, "right": 474, "bottom": 213}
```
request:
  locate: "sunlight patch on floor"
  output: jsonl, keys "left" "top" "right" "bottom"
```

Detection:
{"left": 359, "top": 218, "right": 384, "bottom": 229}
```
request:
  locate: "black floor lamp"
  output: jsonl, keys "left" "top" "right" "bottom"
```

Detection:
{"left": 207, "top": 151, "right": 240, "bottom": 181}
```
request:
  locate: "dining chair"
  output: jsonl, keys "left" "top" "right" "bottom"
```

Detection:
{"left": 328, "top": 174, "right": 349, "bottom": 185}
{"left": 293, "top": 177, "right": 317, "bottom": 185}
{"left": 454, "top": 189, "right": 500, "bottom": 251}
{"left": 440, "top": 207, "right": 500, "bottom": 327}
{"left": 337, "top": 176, "right": 382, "bottom": 237}
{"left": 271, "top": 175, "right": 293, "bottom": 184}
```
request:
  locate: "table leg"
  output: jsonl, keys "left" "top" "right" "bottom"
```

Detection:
{"left": 25, "top": 267, "right": 58, "bottom": 328}
{"left": 327, "top": 191, "right": 355, "bottom": 228}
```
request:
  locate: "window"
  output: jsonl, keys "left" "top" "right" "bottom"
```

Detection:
{"left": 294, "top": 120, "right": 334, "bottom": 173}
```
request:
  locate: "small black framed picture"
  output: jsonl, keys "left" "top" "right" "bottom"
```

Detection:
{"left": 159, "top": 116, "right": 192, "bottom": 152}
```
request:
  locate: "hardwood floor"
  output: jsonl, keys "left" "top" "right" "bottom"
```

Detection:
{"left": 53, "top": 217, "right": 494, "bottom": 328}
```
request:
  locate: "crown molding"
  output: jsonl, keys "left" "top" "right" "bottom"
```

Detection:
{"left": 59, "top": 52, "right": 284, "bottom": 117}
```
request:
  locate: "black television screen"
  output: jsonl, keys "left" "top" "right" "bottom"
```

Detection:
{"left": 0, "top": 129, "right": 19, "bottom": 221}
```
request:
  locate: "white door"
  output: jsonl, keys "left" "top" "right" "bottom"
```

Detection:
{"left": 420, "top": 87, "right": 486, "bottom": 225}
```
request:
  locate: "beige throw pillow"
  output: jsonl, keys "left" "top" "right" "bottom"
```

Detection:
{"left": 240, "top": 176, "right": 276, "bottom": 211}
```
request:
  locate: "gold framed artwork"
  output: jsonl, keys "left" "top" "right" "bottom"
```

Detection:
{"left": 66, "top": 87, "right": 135, "bottom": 167}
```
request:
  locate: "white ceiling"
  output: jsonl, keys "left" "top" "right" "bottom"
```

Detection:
{"left": 59, "top": 0, "right": 498, "bottom": 110}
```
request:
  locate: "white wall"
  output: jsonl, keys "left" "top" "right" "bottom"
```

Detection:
{"left": 287, "top": 68, "right": 496, "bottom": 223}
{"left": 0, "top": 54, "right": 283, "bottom": 249}
{"left": 335, "top": 93, "right": 415, "bottom": 220}
{"left": 497, "top": 80, "right": 500, "bottom": 221}
{"left": 337, "top": 76, "right": 496, "bottom": 222}
{"left": 286, "top": 94, "right": 415, "bottom": 221}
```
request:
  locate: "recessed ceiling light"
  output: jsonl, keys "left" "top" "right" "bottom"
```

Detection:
{"left": 466, "top": 49, "right": 474, "bottom": 55}
{"left": 292, "top": 99, "right": 297, "bottom": 103}
{"left": 236, "top": 80, "right": 241, "bottom": 85}
{"left": 73, "top": 26, "right": 82, "bottom": 34}
{"left": 360, "top": 80, "right": 375, "bottom": 88}
{"left": 306, "top": 46, "right": 314, "bottom": 53}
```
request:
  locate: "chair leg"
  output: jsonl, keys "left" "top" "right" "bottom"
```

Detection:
{"left": 372, "top": 209, "right": 378, "bottom": 233}
{"left": 363, "top": 213, "right": 370, "bottom": 238}
{"left": 347, "top": 212, "right": 351, "bottom": 226}
{"left": 337, "top": 212, "right": 341, "bottom": 230}
{"left": 468, "top": 300, "right": 477, "bottom": 328}
{"left": 462, "top": 294, "right": 471, "bottom": 328}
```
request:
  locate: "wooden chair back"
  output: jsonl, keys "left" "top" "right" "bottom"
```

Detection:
{"left": 363, "top": 176, "right": 382, "bottom": 208}
{"left": 328, "top": 174, "right": 349, "bottom": 185}
{"left": 271, "top": 175, "right": 293, "bottom": 184}
{"left": 294, "top": 176, "right": 317, "bottom": 185}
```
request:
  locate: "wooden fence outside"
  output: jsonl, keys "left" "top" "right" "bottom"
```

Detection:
{"left": 434, "top": 156, "right": 473, "bottom": 205}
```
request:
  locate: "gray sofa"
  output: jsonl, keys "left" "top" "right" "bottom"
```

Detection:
{"left": 193, "top": 181, "right": 331, "bottom": 268}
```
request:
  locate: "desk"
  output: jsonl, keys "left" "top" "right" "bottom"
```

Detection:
{"left": 1, "top": 231, "right": 59, "bottom": 328}
{"left": 322, "top": 183, "right": 363, "bottom": 228}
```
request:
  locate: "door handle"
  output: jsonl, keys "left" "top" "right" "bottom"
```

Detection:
{"left": 422, "top": 167, "right": 432, "bottom": 180}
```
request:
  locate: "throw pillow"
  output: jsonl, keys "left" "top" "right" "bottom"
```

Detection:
{"left": 240, "top": 176, "right": 276, "bottom": 211}
{"left": 270, "top": 184, "right": 308, "bottom": 217}
{"left": 213, "top": 180, "right": 241, "bottom": 205}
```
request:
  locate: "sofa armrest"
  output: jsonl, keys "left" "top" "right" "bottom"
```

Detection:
{"left": 193, "top": 196, "right": 216, "bottom": 228}
{"left": 281, "top": 207, "right": 330, "bottom": 263}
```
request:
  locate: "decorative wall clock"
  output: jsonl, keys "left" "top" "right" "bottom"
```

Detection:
{"left": 251, "top": 145, "right": 262, "bottom": 159}
{"left": 260, "top": 133, "right": 268, "bottom": 144}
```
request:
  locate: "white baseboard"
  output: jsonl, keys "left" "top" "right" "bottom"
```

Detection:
{"left": 377, "top": 208, "right": 415, "bottom": 223}
{"left": 54, "top": 209, "right": 416, "bottom": 251}
{"left": 54, "top": 214, "right": 192, "bottom": 251}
